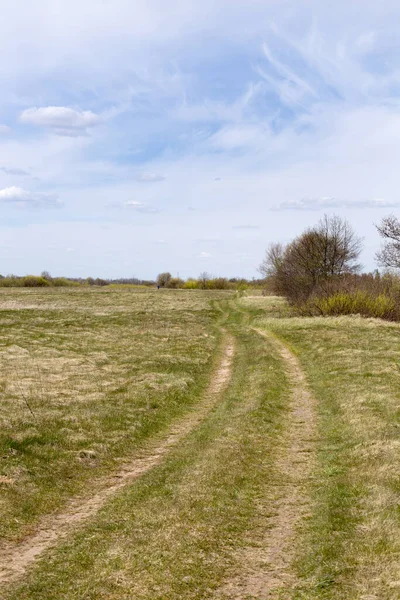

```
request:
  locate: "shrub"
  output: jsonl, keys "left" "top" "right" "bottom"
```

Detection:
{"left": 21, "top": 275, "right": 51, "bottom": 287}
{"left": 53, "top": 277, "right": 75, "bottom": 287}
{"left": 306, "top": 291, "right": 398, "bottom": 321}
{"left": 235, "top": 279, "right": 249, "bottom": 291}
{"left": 0, "top": 276, "right": 22, "bottom": 287}
{"left": 167, "top": 277, "right": 184, "bottom": 289}
{"left": 183, "top": 279, "right": 200, "bottom": 289}
{"left": 207, "top": 278, "right": 230, "bottom": 290}
{"left": 157, "top": 272, "right": 172, "bottom": 287}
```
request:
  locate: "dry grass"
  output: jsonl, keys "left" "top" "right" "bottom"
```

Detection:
{"left": 3, "top": 300, "right": 290, "bottom": 600}
{"left": 3, "top": 290, "right": 400, "bottom": 599}
{"left": 249, "top": 296, "right": 400, "bottom": 599}
{"left": 0, "top": 287, "right": 226, "bottom": 542}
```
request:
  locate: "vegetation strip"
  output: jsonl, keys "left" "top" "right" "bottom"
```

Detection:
{"left": 221, "top": 326, "right": 317, "bottom": 598}
{"left": 0, "top": 332, "right": 234, "bottom": 588}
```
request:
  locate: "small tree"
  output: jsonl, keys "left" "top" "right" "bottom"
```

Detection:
{"left": 41, "top": 270, "right": 52, "bottom": 282}
{"left": 259, "top": 242, "right": 285, "bottom": 278}
{"left": 375, "top": 215, "right": 400, "bottom": 269}
{"left": 260, "top": 215, "right": 362, "bottom": 304}
{"left": 157, "top": 272, "right": 172, "bottom": 287}
{"left": 198, "top": 272, "right": 210, "bottom": 289}
{"left": 167, "top": 277, "right": 184, "bottom": 289}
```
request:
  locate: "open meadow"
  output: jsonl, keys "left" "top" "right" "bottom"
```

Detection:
{"left": 0, "top": 288, "right": 399, "bottom": 599}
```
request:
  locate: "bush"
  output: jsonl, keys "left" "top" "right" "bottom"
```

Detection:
{"left": 157, "top": 272, "right": 172, "bottom": 287}
{"left": 235, "top": 279, "right": 249, "bottom": 291}
{"left": 52, "top": 277, "right": 75, "bottom": 287}
{"left": 183, "top": 279, "right": 200, "bottom": 289}
{"left": 167, "top": 277, "right": 184, "bottom": 289}
{"left": 305, "top": 290, "right": 399, "bottom": 321}
{"left": 21, "top": 276, "right": 51, "bottom": 287}
{"left": 207, "top": 277, "right": 230, "bottom": 290}
{"left": 0, "top": 276, "right": 23, "bottom": 287}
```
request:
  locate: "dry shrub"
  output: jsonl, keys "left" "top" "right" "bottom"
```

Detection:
{"left": 303, "top": 273, "right": 400, "bottom": 321}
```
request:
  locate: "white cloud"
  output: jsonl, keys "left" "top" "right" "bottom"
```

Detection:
{"left": 273, "top": 197, "right": 400, "bottom": 210}
{"left": 0, "top": 125, "right": 10, "bottom": 135}
{"left": 199, "top": 251, "right": 212, "bottom": 258}
{"left": 20, "top": 107, "right": 101, "bottom": 136}
{"left": 109, "top": 200, "right": 161, "bottom": 213}
{"left": 0, "top": 186, "right": 61, "bottom": 208}
{"left": 135, "top": 172, "right": 166, "bottom": 182}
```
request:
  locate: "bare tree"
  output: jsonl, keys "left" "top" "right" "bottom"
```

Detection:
{"left": 259, "top": 242, "right": 285, "bottom": 278}
{"left": 260, "top": 215, "right": 363, "bottom": 304}
{"left": 198, "top": 272, "right": 210, "bottom": 289}
{"left": 156, "top": 272, "right": 172, "bottom": 287}
{"left": 41, "top": 270, "right": 52, "bottom": 281}
{"left": 375, "top": 215, "right": 400, "bottom": 269}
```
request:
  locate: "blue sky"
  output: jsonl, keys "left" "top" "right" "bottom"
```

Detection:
{"left": 1, "top": 0, "right": 400, "bottom": 278}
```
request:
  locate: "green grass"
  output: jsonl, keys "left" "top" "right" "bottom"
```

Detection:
{"left": 0, "top": 288, "right": 229, "bottom": 541}
{"left": 2, "top": 290, "right": 400, "bottom": 599}
{"left": 5, "top": 300, "right": 290, "bottom": 599}
{"left": 248, "top": 297, "right": 400, "bottom": 599}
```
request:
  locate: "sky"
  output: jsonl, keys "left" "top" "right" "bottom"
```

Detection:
{"left": 1, "top": 0, "right": 400, "bottom": 279}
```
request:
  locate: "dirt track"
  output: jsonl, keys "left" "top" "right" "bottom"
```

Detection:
{"left": 221, "top": 327, "right": 317, "bottom": 598}
{"left": 0, "top": 334, "right": 235, "bottom": 588}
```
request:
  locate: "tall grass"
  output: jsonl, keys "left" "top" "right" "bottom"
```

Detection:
{"left": 307, "top": 290, "right": 398, "bottom": 320}
{"left": 298, "top": 273, "right": 400, "bottom": 321}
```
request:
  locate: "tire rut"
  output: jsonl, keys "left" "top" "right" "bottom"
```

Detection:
{"left": 221, "top": 327, "right": 317, "bottom": 599}
{"left": 0, "top": 333, "right": 235, "bottom": 589}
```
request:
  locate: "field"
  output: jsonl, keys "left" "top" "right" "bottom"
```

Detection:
{"left": 0, "top": 289, "right": 399, "bottom": 599}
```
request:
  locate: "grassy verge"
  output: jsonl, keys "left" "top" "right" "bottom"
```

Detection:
{"left": 0, "top": 288, "right": 228, "bottom": 541}
{"left": 246, "top": 296, "right": 400, "bottom": 599}
{"left": 4, "top": 302, "right": 290, "bottom": 600}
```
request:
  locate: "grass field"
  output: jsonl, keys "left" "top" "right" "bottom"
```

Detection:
{"left": 0, "top": 288, "right": 224, "bottom": 541}
{"left": 1, "top": 289, "right": 400, "bottom": 598}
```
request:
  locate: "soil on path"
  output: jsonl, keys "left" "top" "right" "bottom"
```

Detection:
{"left": 221, "top": 327, "right": 317, "bottom": 599}
{"left": 0, "top": 333, "right": 235, "bottom": 589}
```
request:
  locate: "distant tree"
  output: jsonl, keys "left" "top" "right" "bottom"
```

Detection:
{"left": 375, "top": 214, "right": 400, "bottom": 269}
{"left": 198, "top": 272, "right": 210, "bottom": 289}
{"left": 41, "top": 271, "right": 52, "bottom": 281}
{"left": 167, "top": 277, "right": 184, "bottom": 289}
{"left": 156, "top": 272, "right": 172, "bottom": 287}
{"left": 94, "top": 278, "right": 109, "bottom": 286}
{"left": 261, "top": 215, "right": 362, "bottom": 304}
